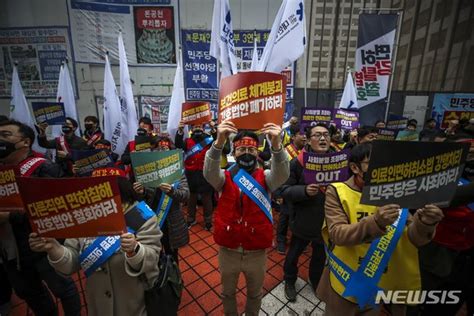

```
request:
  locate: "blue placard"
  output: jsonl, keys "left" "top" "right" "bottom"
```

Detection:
{"left": 31, "top": 102, "right": 66, "bottom": 125}
{"left": 182, "top": 30, "right": 219, "bottom": 102}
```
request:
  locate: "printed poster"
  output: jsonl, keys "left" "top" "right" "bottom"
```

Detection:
{"left": 181, "top": 29, "right": 295, "bottom": 102}
{"left": 300, "top": 108, "right": 333, "bottom": 131}
{"left": 377, "top": 128, "right": 399, "bottom": 141}
{"left": 303, "top": 150, "right": 350, "bottom": 185}
{"left": 396, "top": 130, "right": 419, "bottom": 142}
{"left": 218, "top": 72, "right": 286, "bottom": 129}
{"left": 72, "top": 149, "right": 115, "bottom": 176}
{"left": 333, "top": 109, "right": 359, "bottom": 131}
{"left": 360, "top": 141, "right": 469, "bottom": 208}
{"left": 68, "top": 0, "right": 177, "bottom": 64}
{"left": 181, "top": 101, "right": 212, "bottom": 126}
{"left": 431, "top": 93, "right": 474, "bottom": 128}
{"left": 0, "top": 165, "right": 23, "bottom": 211}
{"left": 17, "top": 176, "right": 126, "bottom": 238}
{"left": 134, "top": 6, "right": 176, "bottom": 64}
{"left": 31, "top": 102, "right": 66, "bottom": 125}
{"left": 0, "top": 27, "right": 74, "bottom": 97}
{"left": 131, "top": 149, "right": 183, "bottom": 187}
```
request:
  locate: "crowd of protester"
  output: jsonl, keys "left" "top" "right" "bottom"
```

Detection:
{"left": 0, "top": 112, "right": 472, "bottom": 316}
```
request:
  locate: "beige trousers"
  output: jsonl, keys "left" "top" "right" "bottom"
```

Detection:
{"left": 218, "top": 247, "right": 267, "bottom": 316}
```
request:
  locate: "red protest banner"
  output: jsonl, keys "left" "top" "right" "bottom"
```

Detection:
{"left": 181, "top": 101, "right": 212, "bottom": 125}
{"left": 218, "top": 71, "right": 286, "bottom": 129}
{"left": 0, "top": 165, "right": 23, "bottom": 211}
{"left": 17, "top": 176, "right": 126, "bottom": 238}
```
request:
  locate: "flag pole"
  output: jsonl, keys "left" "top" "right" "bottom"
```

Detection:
{"left": 384, "top": 10, "right": 403, "bottom": 122}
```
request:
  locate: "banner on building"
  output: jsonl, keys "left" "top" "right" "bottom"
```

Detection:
{"left": 333, "top": 109, "right": 359, "bottom": 131}
{"left": 181, "top": 29, "right": 295, "bottom": 102}
{"left": 403, "top": 96, "right": 428, "bottom": 128}
{"left": 0, "top": 27, "right": 75, "bottom": 97}
{"left": 68, "top": 0, "right": 177, "bottom": 64}
{"left": 300, "top": 108, "right": 333, "bottom": 131}
{"left": 139, "top": 96, "right": 171, "bottom": 134}
{"left": 0, "top": 165, "right": 23, "bottom": 211}
{"left": 181, "top": 101, "right": 212, "bottom": 125}
{"left": 431, "top": 93, "right": 474, "bottom": 128}
{"left": 218, "top": 72, "right": 286, "bottom": 129}
{"left": 355, "top": 14, "right": 398, "bottom": 108}
{"left": 72, "top": 149, "right": 115, "bottom": 177}
{"left": 303, "top": 150, "right": 350, "bottom": 185}
{"left": 18, "top": 176, "right": 125, "bottom": 238}
{"left": 31, "top": 102, "right": 66, "bottom": 125}
{"left": 360, "top": 141, "right": 469, "bottom": 208}
{"left": 131, "top": 149, "right": 183, "bottom": 187}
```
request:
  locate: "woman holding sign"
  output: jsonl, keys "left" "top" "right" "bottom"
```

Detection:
{"left": 318, "top": 143, "right": 444, "bottom": 315}
{"left": 203, "top": 120, "right": 289, "bottom": 316}
{"left": 29, "top": 178, "right": 162, "bottom": 316}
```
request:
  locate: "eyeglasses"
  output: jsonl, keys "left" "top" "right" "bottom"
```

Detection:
{"left": 310, "top": 132, "right": 330, "bottom": 139}
{"left": 235, "top": 147, "right": 258, "bottom": 155}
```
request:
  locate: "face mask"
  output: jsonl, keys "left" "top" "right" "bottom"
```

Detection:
{"left": 0, "top": 140, "right": 19, "bottom": 159}
{"left": 84, "top": 123, "right": 94, "bottom": 130}
{"left": 236, "top": 153, "right": 257, "bottom": 173}
{"left": 192, "top": 130, "right": 204, "bottom": 139}
{"left": 137, "top": 128, "right": 148, "bottom": 137}
{"left": 62, "top": 125, "right": 73, "bottom": 134}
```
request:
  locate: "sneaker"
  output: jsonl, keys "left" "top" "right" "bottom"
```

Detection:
{"left": 187, "top": 219, "right": 197, "bottom": 228}
{"left": 205, "top": 223, "right": 212, "bottom": 231}
{"left": 277, "top": 242, "right": 286, "bottom": 254}
{"left": 284, "top": 282, "right": 297, "bottom": 302}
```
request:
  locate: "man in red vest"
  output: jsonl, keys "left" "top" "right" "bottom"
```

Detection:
{"left": 204, "top": 120, "right": 289, "bottom": 316}
{"left": 175, "top": 120, "right": 215, "bottom": 230}
{"left": 0, "top": 119, "right": 81, "bottom": 316}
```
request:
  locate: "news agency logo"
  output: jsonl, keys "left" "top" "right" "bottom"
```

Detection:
{"left": 375, "top": 290, "right": 462, "bottom": 305}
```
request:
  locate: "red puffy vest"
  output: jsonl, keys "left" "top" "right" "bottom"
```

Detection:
{"left": 184, "top": 138, "right": 210, "bottom": 171}
{"left": 213, "top": 168, "right": 273, "bottom": 250}
{"left": 433, "top": 206, "right": 474, "bottom": 251}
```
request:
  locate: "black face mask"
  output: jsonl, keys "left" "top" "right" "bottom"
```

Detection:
{"left": 192, "top": 130, "right": 204, "bottom": 140}
{"left": 236, "top": 153, "right": 257, "bottom": 173}
{"left": 137, "top": 128, "right": 148, "bottom": 137}
{"left": 84, "top": 123, "right": 94, "bottom": 130}
{"left": 0, "top": 140, "right": 19, "bottom": 159}
{"left": 62, "top": 125, "right": 73, "bottom": 134}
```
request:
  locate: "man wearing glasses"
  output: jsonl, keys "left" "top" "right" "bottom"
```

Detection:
{"left": 277, "top": 123, "right": 332, "bottom": 302}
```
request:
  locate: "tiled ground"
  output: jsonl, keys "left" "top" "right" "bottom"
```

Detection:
{"left": 7, "top": 207, "right": 314, "bottom": 316}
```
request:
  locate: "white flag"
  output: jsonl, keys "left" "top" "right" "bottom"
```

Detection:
{"left": 53, "top": 62, "right": 80, "bottom": 137}
{"left": 103, "top": 54, "right": 126, "bottom": 155}
{"left": 9, "top": 65, "right": 43, "bottom": 153}
{"left": 167, "top": 53, "right": 188, "bottom": 141}
{"left": 258, "top": 0, "right": 306, "bottom": 74}
{"left": 210, "top": 0, "right": 238, "bottom": 78}
{"left": 250, "top": 39, "right": 259, "bottom": 71}
{"left": 118, "top": 32, "right": 138, "bottom": 142}
{"left": 339, "top": 72, "right": 358, "bottom": 110}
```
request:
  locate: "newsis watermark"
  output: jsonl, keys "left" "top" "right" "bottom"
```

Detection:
{"left": 375, "top": 290, "right": 462, "bottom": 304}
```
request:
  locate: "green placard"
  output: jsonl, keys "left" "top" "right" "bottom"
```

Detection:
{"left": 131, "top": 149, "right": 183, "bottom": 187}
{"left": 396, "top": 130, "right": 419, "bottom": 141}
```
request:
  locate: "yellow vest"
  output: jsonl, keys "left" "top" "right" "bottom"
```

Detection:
{"left": 323, "top": 182, "right": 421, "bottom": 304}
{"left": 282, "top": 129, "right": 292, "bottom": 147}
